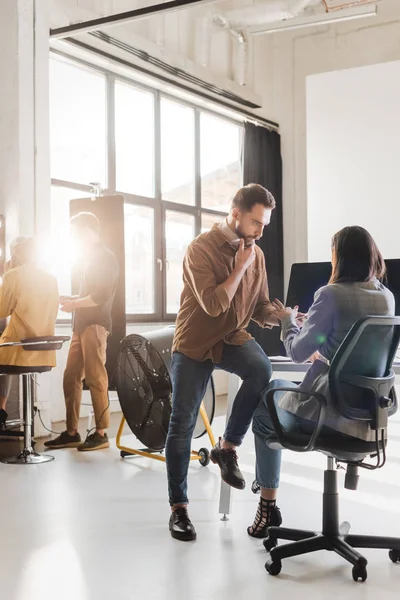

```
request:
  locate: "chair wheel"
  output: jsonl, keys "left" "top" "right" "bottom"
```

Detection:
{"left": 198, "top": 448, "right": 210, "bottom": 467}
{"left": 263, "top": 537, "right": 277, "bottom": 552}
{"left": 265, "top": 559, "right": 282, "bottom": 576}
{"left": 389, "top": 549, "right": 400, "bottom": 563}
{"left": 352, "top": 565, "right": 367, "bottom": 582}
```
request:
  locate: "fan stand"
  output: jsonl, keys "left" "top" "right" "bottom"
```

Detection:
{"left": 116, "top": 401, "right": 216, "bottom": 467}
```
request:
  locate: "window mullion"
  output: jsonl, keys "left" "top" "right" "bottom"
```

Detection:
{"left": 154, "top": 90, "right": 164, "bottom": 321}
{"left": 107, "top": 74, "right": 116, "bottom": 192}
{"left": 194, "top": 109, "right": 201, "bottom": 237}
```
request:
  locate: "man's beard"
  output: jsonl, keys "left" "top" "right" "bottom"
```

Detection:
{"left": 234, "top": 224, "right": 257, "bottom": 247}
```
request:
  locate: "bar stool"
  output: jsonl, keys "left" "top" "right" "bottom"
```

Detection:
{"left": 0, "top": 336, "right": 70, "bottom": 465}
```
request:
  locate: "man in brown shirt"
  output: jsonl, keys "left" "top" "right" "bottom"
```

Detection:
{"left": 166, "top": 184, "right": 280, "bottom": 541}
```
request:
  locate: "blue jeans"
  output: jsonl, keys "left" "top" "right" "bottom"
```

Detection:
{"left": 165, "top": 340, "right": 272, "bottom": 505}
{"left": 253, "top": 380, "right": 356, "bottom": 489}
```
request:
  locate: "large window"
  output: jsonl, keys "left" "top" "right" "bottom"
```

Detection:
{"left": 49, "top": 186, "right": 91, "bottom": 320}
{"left": 161, "top": 98, "right": 195, "bottom": 206}
{"left": 200, "top": 113, "right": 242, "bottom": 213}
{"left": 124, "top": 204, "right": 155, "bottom": 314}
{"left": 50, "top": 60, "right": 107, "bottom": 186}
{"left": 115, "top": 82, "right": 155, "bottom": 197}
{"left": 50, "top": 54, "right": 243, "bottom": 321}
{"left": 165, "top": 211, "right": 195, "bottom": 315}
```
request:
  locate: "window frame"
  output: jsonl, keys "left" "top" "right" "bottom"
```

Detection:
{"left": 50, "top": 52, "right": 242, "bottom": 323}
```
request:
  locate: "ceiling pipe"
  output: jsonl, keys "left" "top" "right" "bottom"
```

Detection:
{"left": 210, "top": 0, "right": 319, "bottom": 84}
{"left": 215, "top": 0, "right": 320, "bottom": 29}
{"left": 212, "top": 14, "right": 248, "bottom": 86}
{"left": 249, "top": 3, "right": 377, "bottom": 34}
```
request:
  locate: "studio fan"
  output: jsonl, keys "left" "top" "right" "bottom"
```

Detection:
{"left": 115, "top": 327, "right": 215, "bottom": 452}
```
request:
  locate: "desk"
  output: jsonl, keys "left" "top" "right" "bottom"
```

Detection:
{"left": 218, "top": 359, "right": 400, "bottom": 519}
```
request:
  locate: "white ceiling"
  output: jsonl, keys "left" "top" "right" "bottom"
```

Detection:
{"left": 50, "top": 0, "right": 369, "bottom": 31}
{"left": 48, "top": 0, "right": 383, "bottom": 109}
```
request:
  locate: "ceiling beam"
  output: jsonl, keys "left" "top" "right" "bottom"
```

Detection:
{"left": 50, "top": 0, "right": 223, "bottom": 39}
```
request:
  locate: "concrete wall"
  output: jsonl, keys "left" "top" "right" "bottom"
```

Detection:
{"left": 306, "top": 59, "right": 400, "bottom": 261}
{"left": 251, "top": 0, "right": 400, "bottom": 286}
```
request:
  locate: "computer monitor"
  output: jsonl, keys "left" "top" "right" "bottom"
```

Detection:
{"left": 383, "top": 259, "right": 400, "bottom": 315}
{"left": 285, "top": 262, "right": 332, "bottom": 314}
{"left": 286, "top": 260, "right": 400, "bottom": 315}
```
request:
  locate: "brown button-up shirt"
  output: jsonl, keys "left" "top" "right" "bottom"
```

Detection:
{"left": 172, "top": 223, "right": 276, "bottom": 362}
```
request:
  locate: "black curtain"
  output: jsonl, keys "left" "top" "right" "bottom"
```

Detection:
{"left": 243, "top": 122, "right": 284, "bottom": 356}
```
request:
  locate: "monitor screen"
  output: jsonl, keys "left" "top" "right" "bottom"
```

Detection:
{"left": 384, "top": 259, "right": 400, "bottom": 315}
{"left": 286, "top": 259, "right": 400, "bottom": 315}
{"left": 285, "top": 262, "right": 331, "bottom": 314}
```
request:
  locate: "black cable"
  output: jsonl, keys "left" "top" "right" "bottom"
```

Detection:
{"left": 381, "top": 429, "right": 387, "bottom": 468}
{"left": 36, "top": 407, "right": 64, "bottom": 435}
{"left": 83, "top": 364, "right": 117, "bottom": 440}
{"left": 34, "top": 374, "right": 112, "bottom": 440}
{"left": 83, "top": 391, "right": 111, "bottom": 441}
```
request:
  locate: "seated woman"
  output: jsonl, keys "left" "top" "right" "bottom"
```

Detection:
{"left": 0, "top": 237, "right": 59, "bottom": 426}
{"left": 248, "top": 226, "right": 394, "bottom": 538}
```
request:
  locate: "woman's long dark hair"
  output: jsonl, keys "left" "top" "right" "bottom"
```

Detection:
{"left": 329, "top": 226, "right": 386, "bottom": 285}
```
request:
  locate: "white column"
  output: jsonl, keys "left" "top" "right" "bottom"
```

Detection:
{"left": 0, "top": 0, "right": 52, "bottom": 436}
{"left": 0, "top": 0, "right": 50, "bottom": 250}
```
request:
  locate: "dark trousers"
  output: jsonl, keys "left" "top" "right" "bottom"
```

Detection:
{"left": 165, "top": 340, "right": 272, "bottom": 505}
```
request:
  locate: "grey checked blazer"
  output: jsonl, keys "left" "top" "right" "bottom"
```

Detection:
{"left": 279, "top": 278, "right": 395, "bottom": 441}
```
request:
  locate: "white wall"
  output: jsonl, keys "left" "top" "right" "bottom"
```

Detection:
{"left": 251, "top": 0, "right": 400, "bottom": 287}
{"left": 306, "top": 60, "right": 400, "bottom": 262}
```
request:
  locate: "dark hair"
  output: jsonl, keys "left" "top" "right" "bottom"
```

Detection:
{"left": 70, "top": 212, "right": 100, "bottom": 235}
{"left": 232, "top": 184, "right": 276, "bottom": 212}
{"left": 329, "top": 226, "right": 386, "bottom": 284}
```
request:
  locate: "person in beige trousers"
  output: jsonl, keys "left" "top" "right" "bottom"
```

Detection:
{"left": 45, "top": 212, "right": 118, "bottom": 452}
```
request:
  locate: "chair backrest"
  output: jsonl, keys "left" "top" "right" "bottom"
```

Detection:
{"left": 329, "top": 316, "right": 400, "bottom": 429}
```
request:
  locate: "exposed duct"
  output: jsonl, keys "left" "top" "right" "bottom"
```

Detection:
{"left": 214, "top": 0, "right": 320, "bottom": 30}
{"left": 232, "top": 31, "right": 247, "bottom": 87}
{"left": 210, "top": 1, "right": 319, "bottom": 86}
{"left": 211, "top": 14, "right": 247, "bottom": 86}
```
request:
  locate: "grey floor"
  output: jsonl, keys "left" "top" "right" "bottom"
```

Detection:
{"left": 1, "top": 409, "right": 400, "bottom": 600}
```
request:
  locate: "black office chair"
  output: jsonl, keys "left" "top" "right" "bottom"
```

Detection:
{"left": 262, "top": 316, "right": 400, "bottom": 582}
{"left": 0, "top": 336, "right": 70, "bottom": 465}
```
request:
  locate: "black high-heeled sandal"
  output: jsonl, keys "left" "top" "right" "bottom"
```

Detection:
{"left": 247, "top": 497, "right": 282, "bottom": 538}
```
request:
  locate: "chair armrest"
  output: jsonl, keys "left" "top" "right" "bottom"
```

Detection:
{"left": 265, "top": 387, "right": 328, "bottom": 452}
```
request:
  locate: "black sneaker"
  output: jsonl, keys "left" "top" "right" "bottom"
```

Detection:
{"left": 210, "top": 437, "right": 246, "bottom": 490}
{"left": 169, "top": 507, "right": 197, "bottom": 542}
{"left": 77, "top": 432, "right": 109, "bottom": 452}
{"left": 44, "top": 431, "right": 81, "bottom": 449}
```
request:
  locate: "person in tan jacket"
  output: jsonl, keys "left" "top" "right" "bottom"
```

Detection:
{"left": 166, "top": 184, "right": 281, "bottom": 541}
{"left": 0, "top": 236, "right": 59, "bottom": 426}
